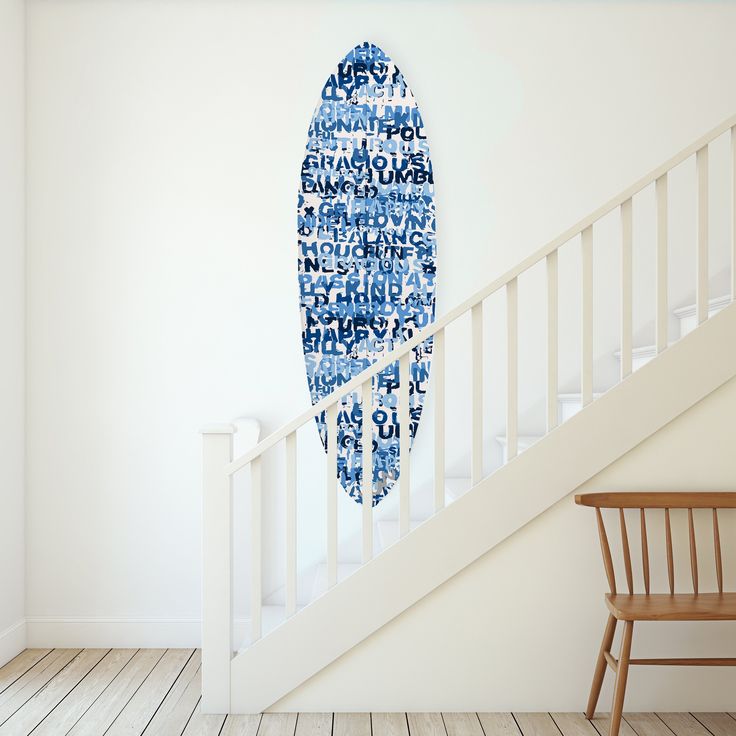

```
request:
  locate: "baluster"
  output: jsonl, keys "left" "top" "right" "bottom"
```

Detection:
{"left": 596, "top": 508, "right": 616, "bottom": 595}
{"left": 251, "top": 455, "right": 262, "bottom": 641}
{"left": 619, "top": 509, "right": 634, "bottom": 595}
{"left": 640, "top": 508, "right": 650, "bottom": 595}
{"left": 665, "top": 508, "right": 674, "bottom": 594}
{"left": 656, "top": 174, "right": 668, "bottom": 353}
{"left": 732, "top": 126, "right": 736, "bottom": 301}
{"left": 433, "top": 328, "right": 446, "bottom": 512}
{"left": 361, "top": 379, "right": 373, "bottom": 563}
{"left": 507, "top": 279, "right": 518, "bottom": 460}
{"left": 471, "top": 302, "right": 483, "bottom": 479}
{"left": 326, "top": 402, "right": 338, "bottom": 588}
{"left": 713, "top": 508, "right": 724, "bottom": 594}
{"left": 620, "top": 199, "right": 633, "bottom": 379}
{"left": 581, "top": 226, "right": 593, "bottom": 406}
{"left": 546, "top": 251, "right": 558, "bottom": 431}
{"left": 285, "top": 432, "right": 297, "bottom": 618}
{"left": 688, "top": 508, "right": 699, "bottom": 594}
{"left": 399, "top": 352, "right": 410, "bottom": 537}
{"left": 697, "top": 146, "right": 709, "bottom": 324}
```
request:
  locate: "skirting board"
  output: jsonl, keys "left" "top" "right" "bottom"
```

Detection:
{"left": 0, "top": 619, "right": 27, "bottom": 667}
{"left": 25, "top": 618, "right": 254, "bottom": 649}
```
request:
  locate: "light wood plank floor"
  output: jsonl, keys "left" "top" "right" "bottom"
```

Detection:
{"left": 0, "top": 650, "right": 734, "bottom": 736}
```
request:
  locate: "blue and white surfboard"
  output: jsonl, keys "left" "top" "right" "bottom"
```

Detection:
{"left": 297, "top": 41, "right": 436, "bottom": 507}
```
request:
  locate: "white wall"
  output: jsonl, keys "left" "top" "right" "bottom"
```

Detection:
{"left": 274, "top": 376, "right": 736, "bottom": 712}
{"left": 24, "top": 0, "right": 736, "bottom": 656}
{"left": 0, "top": 0, "right": 26, "bottom": 664}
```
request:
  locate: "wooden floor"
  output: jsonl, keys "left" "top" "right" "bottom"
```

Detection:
{"left": 0, "top": 650, "right": 734, "bottom": 736}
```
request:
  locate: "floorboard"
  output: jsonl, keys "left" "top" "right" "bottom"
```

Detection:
{"left": 513, "top": 713, "right": 562, "bottom": 736}
{"left": 443, "top": 713, "right": 485, "bottom": 736}
{"left": 181, "top": 697, "right": 227, "bottom": 735}
{"left": 408, "top": 712, "right": 447, "bottom": 736}
{"left": 370, "top": 713, "right": 407, "bottom": 736}
{"left": 0, "top": 648, "right": 108, "bottom": 735}
{"left": 67, "top": 648, "right": 165, "bottom": 735}
{"left": 333, "top": 712, "right": 371, "bottom": 736}
{"left": 222, "top": 713, "right": 262, "bottom": 736}
{"left": 551, "top": 713, "right": 599, "bottom": 736}
{"left": 1, "top": 649, "right": 733, "bottom": 736}
{"left": 142, "top": 649, "right": 201, "bottom": 734}
{"left": 145, "top": 663, "right": 202, "bottom": 736}
{"left": 295, "top": 713, "right": 332, "bottom": 736}
{"left": 624, "top": 713, "right": 676, "bottom": 736}
{"left": 0, "top": 648, "right": 67, "bottom": 707}
{"left": 31, "top": 649, "right": 135, "bottom": 736}
{"left": 0, "top": 648, "right": 81, "bottom": 725}
{"left": 106, "top": 648, "right": 194, "bottom": 735}
{"left": 477, "top": 713, "right": 521, "bottom": 736}
{"left": 590, "top": 713, "right": 638, "bottom": 736}
{"left": 656, "top": 713, "right": 711, "bottom": 736}
{"left": 0, "top": 649, "right": 51, "bottom": 694}
{"left": 259, "top": 712, "right": 299, "bottom": 736}
{"left": 691, "top": 713, "right": 736, "bottom": 736}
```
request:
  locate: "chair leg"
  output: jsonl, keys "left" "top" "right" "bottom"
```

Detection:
{"left": 585, "top": 614, "right": 617, "bottom": 719}
{"left": 609, "top": 620, "right": 634, "bottom": 736}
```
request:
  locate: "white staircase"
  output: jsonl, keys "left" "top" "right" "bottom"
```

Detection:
{"left": 503, "top": 294, "right": 731, "bottom": 454}
{"left": 256, "top": 476, "right": 470, "bottom": 621}
{"left": 614, "top": 294, "right": 730, "bottom": 370}
{"left": 201, "top": 113, "right": 736, "bottom": 714}
{"left": 376, "top": 477, "right": 468, "bottom": 549}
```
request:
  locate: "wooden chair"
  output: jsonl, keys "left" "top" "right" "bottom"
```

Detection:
{"left": 575, "top": 492, "right": 736, "bottom": 736}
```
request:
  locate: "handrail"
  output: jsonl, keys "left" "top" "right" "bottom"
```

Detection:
{"left": 226, "top": 112, "right": 736, "bottom": 477}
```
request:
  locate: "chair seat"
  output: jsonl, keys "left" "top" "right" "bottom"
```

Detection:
{"left": 606, "top": 592, "right": 736, "bottom": 621}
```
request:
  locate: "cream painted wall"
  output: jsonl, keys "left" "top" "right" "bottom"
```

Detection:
{"left": 274, "top": 376, "right": 736, "bottom": 712}
{"left": 24, "top": 0, "right": 736, "bottom": 662}
{"left": 0, "top": 0, "right": 26, "bottom": 664}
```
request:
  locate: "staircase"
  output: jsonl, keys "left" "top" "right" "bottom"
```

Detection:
{"left": 500, "top": 295, "right": 732, "bottom": 457}
{"left": 201, "top": 114, "right": 736, "bottom": 714}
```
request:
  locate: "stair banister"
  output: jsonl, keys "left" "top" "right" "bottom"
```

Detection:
{"left": 546, "top": 250, "right": 558, "bottom": 431}
{"left": 433, "top": 327, "right": 446, "bottom": 512}
{"left": 582, "top": 225, "right": 594, "bottom": 407}
{"left": 285, "top": 431, "right": 297, "bottom": 618}
{"left": 398, "top": 352, "right": 411, "bottom": 537}
{"left": 250, "top": 455, "right": 262, "bottom": 643}
{"left": 225, "top": 111, "right": 736, "bottom": 480}
{"left": 506, "top": 278, "right": 518, "bottom": 460}
{"left": 697, "top": 145, "right": 710, "bottom": 325}
{"left": 361, "top": 378, "right": 374, "bottom": 562}
{"left": 471, "top": 302, "right": 483, "bottom": 481}
{"left": 655, "top": 174, "right": 668, "bottom": 354}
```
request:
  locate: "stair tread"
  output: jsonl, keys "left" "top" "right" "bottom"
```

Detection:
{"left": 673, "top": 293, "right": 731, "bottom": 317}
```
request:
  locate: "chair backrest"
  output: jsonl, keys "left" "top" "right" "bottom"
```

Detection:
{"left": 575, "top": 492, "right": 736, "bottom": 595}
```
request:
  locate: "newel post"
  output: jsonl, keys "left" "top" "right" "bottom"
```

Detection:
{"left": 201, "top": 423, "right": 236, "bottom": 714}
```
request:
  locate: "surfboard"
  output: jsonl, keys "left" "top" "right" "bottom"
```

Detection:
{"left": 297, "top": 41, "right": 436, "bottom": 507}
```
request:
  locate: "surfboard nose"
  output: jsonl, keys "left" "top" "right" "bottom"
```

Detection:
{"left": 344, "top": 41, "right": 391, "bottom": 63}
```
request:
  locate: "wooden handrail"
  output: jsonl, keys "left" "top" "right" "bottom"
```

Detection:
{"left": 227, "top": 112, "right": 736, "bottom": 478}
{"left": 576, "top": 492, "right": 736, "bottom": 509}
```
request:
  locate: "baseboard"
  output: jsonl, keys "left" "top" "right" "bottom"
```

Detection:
{"left": 0, "top": 619, "right": 27, "bottom": 666}
{"left": 25, "top": 617, "right": 252, "bottom": 649}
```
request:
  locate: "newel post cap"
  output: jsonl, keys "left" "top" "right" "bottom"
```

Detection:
{"left": 200, "top": 423, "right": 238, "bottom": 435}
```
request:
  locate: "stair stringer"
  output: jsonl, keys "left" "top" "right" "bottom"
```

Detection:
{"left": 231, "top": 302, "right": 736, "bottom": 714}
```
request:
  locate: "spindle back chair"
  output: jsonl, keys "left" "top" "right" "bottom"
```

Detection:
{"left": 575, "top": 492, "right": 736, "bottom": 736}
